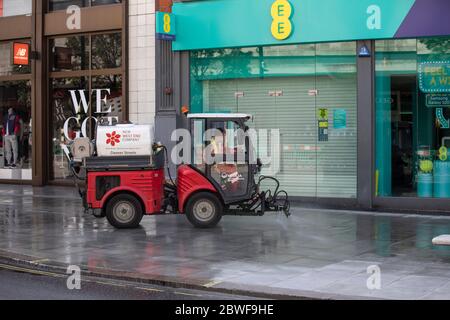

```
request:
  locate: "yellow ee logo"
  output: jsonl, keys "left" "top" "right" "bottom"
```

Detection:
{"left": 271, "top": 0, "right": 293, "bottom": 40}
{"left": 163, "top": 13, "right": 171, "bottom": 33}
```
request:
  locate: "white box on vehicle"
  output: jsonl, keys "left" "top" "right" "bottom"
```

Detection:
{"left": 96, "top": 124, "right": 154, "bottom": 157}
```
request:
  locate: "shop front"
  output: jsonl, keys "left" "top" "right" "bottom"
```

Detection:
{"left": 190, "top": 43, "right": 358, "bottom": 199}
{"left": 0, "top": 1, "right": 33, "bottom": 181}
{"left": 49, "top": 31, "right": 124, "bottom": 182}
{"left": 0, "top": 0, "right": 126, "bottom": 185}
{"left": 163, "top": 0, "right": 450, "bottom": 210}
{"left": 374, "top": 38, "right": 450, "bottom": 209}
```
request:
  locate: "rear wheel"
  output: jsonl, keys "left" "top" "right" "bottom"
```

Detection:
{"left": 185, "top": 192, "right": 223, "bottom": 228}
{"left": 106, "top": 193, "right": 143, "bottom": 229}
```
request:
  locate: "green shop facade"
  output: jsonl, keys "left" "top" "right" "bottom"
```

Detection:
{"left": 154, "top": 0, "right": 450, "bottom": 212}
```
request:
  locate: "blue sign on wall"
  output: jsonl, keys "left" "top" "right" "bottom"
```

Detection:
{"left": 358, "top": 45, "right": 371, "bottom": 57}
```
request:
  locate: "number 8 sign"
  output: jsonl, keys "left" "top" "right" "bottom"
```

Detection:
{"left": 163, "top": 13, "right": 171, "bottom": 33}
{"left": 156, "top": 11, "right": 176, "bottom": 41}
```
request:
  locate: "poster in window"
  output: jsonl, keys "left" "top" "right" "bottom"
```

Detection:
{"left": 12, "top": 42, "right": 30, "bottom": 66}
{"left": 54, "top": 47, "right": 73, "bottom": 70}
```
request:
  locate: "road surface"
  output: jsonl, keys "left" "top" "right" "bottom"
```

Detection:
{"left": 0, "top": 264, "right": 258, "bottom": 300}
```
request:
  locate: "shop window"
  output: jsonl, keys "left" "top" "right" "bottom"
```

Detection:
{"left": 0, "top": 41, "right": 31, "bottom": 76}
{"left": 49, "top": 32, "right": 123, "bottom": 181}
{"left": 0, "top": 0, "right": 32, "bottom": 17}
{"left": 49, "top": 0, "right": 89, "bottom": 11}
{"left": 91, "top": 75, "right": 122, "bottom": 123}
{"left": 375, "top": 37, "right": 450, "bottom": 198}
{"left": 48, "top": 0, "right": 121, "bottom": 11}
{"left": 51, "top": 77, "right": 88, "bottom": 180}
{"left": 51, "top": 75, "right": 123, "bottom": 180}
{"left": 50, "top": 36, "right": 89, "bottom": 72}
{"left": 91, "top": 0, "right": 121, "bottom": 7}
{"left": 190, "top": 42, "right": 357, "bottom": 198}
{"left": 0, "top": 80, "right": 32, "bottom": 180}
{"left": 91, "top": 33, "right": 122, "bottom": 69}
{"left": 0, "top": 39, "right": 32, "bottom": 181}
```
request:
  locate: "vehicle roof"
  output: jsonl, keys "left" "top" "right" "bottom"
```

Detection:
{"left": 187, "top": 113, "right": 252, "bottom": 120}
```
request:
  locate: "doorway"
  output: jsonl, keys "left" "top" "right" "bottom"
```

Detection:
{"left": 390, "top": 76, "right": 416, "bottom": 196}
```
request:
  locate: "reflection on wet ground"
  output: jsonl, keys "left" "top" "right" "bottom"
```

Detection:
{"left": 1, "top": 185, "right": 450, "bottom": 299}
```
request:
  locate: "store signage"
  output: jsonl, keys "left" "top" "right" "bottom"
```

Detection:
{"left": 270, "top": 0, "right": 293, "bottom": 40}
{"left": 426, "top": 94, "right": 450, "bottom": 108}
{"left": 156, "top": 11, "right": 176, "bottom": 41}
{"left": 61, "top": 89, "right": 119, "bottom": 141}
{"left": 12, "top": 42, "right": 30, "bottom": 66}
{"left": 436, "top": 108, "right": 450, "bottom": 129}
{"left": 172, "top": 0, "right": 450, "bottom": 51}
{"left": 419, "top": 61, "right": 450, "bottom": 93}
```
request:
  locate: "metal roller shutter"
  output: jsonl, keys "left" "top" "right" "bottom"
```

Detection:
{"left": 316, "top": 75, "right": 357, "bottom": 198}
{"left": 203, "top": 74, "right": 357, "bottom": 198}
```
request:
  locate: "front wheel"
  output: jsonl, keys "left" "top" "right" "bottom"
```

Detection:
{"left": 185, "top": 192, "right": 223, "bottom": 228}
{"left": 105, "top": 193, "right": 143, "bottom": 229}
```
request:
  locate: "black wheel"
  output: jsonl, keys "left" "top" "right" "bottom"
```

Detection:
{"left": 105, "top": 193, "right": 143, "bottom": 229}
{"left": 185, "top": 192, "right": 223, "bottom": 228}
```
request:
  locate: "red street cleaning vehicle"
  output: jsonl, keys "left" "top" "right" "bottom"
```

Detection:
{"left": 67, "top": 113, "right": 290, "bottom": 229}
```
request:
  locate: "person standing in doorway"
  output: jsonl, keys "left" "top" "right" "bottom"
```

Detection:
{"left": 2, "top": 108, "right": 21, "bottom": 168}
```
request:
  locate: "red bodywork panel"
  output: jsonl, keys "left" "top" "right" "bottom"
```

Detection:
{"left": 86, "top": 169, "right": 164, "bottom": 214}
{"left": 177, "top": 165, "right": 218, "bottom": 213}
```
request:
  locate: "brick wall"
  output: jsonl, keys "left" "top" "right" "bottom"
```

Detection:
{"left": 157, "top": 0, "right": 172, "bottom": 12}
{"left": 128, "top": 0, "right": 156, "bottom": 125}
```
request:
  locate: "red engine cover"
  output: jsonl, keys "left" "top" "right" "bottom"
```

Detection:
{"left": 177, "top": 165, "right": 217, "bottom": 213}
{"left": 86, "top": 169, "right": 164, "bottom": 214}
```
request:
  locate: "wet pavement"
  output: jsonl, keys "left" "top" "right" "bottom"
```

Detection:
{"left": 1, "top": 184, "right": 450, "bottom": 299}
